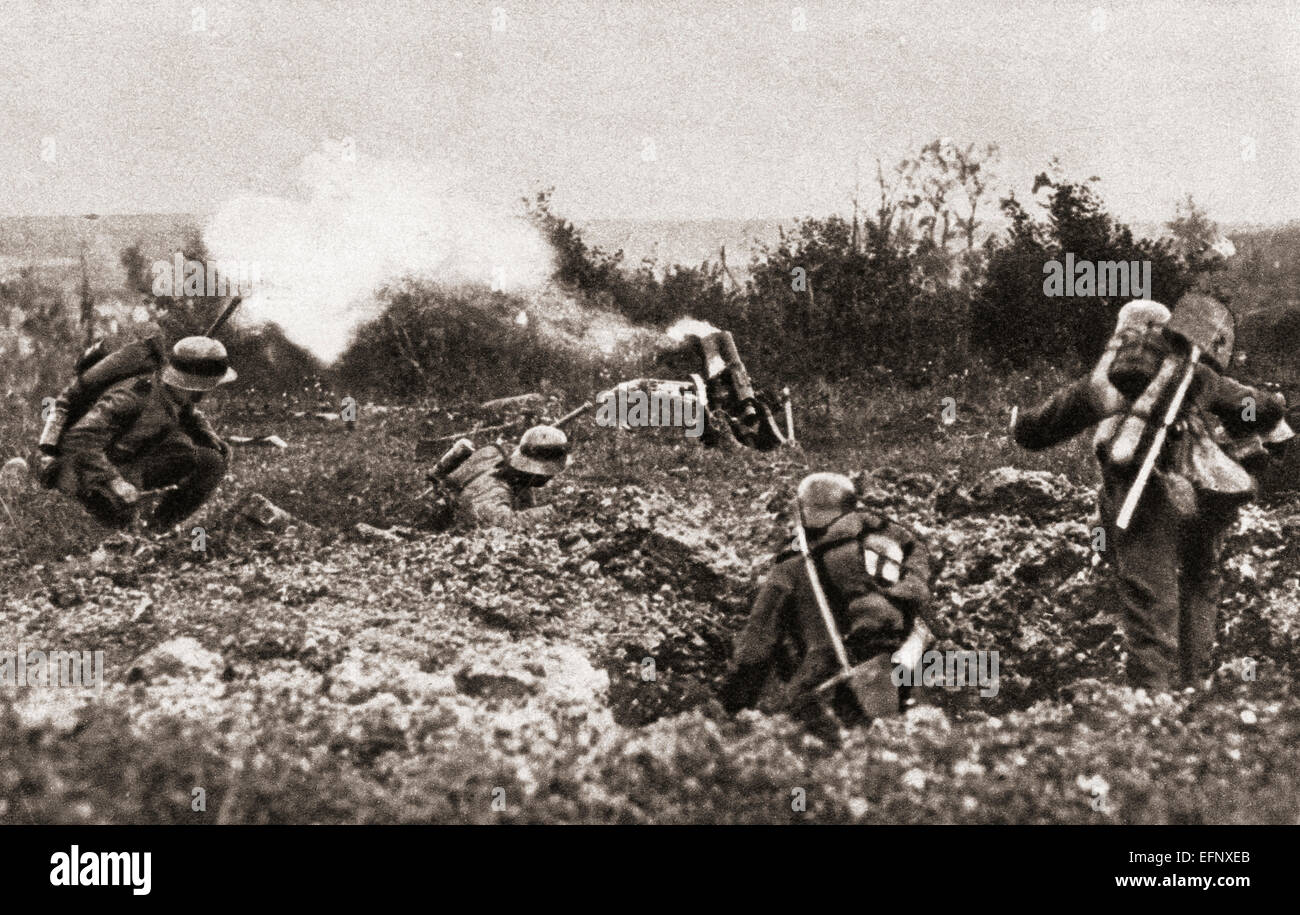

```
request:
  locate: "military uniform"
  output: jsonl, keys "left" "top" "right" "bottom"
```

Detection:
{"left": 441, "top": 444, "right": 553, "bottom": 529}
{"left": 59, "top": 373, "right": 228, "bottom": 530}
{"left": 1015, "top": 360, "right": 1286, "bottom": 689}
{"left": 720, "top": 510, "right": 931, "bottom": 726}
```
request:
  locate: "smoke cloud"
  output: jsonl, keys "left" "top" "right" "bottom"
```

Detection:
{"left": 666, "top": 317, "right": 723, "bottom": 343}
{"left": 203, "top": 144, "right": 554, "bottom": 363}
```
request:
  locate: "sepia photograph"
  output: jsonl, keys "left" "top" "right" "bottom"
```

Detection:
{"left": 0, "top": 0, "right": 1294, "bottom": 892}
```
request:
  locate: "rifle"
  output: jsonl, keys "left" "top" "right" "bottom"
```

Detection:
{"left": 1115, "top": 345, "right": 1201, "bottom": 530}
{"left": 419, "top": 399, "right": 594, "bottom": 451}
{"left": 205, "top": 294, "right": 243, "bottom": 338}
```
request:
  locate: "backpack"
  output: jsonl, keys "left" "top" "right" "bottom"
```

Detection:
{"left": 37, "top": 335, "right": 167, "bottom": 457}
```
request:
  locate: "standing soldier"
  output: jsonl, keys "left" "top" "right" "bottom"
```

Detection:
{"left": 1013, "top": 296, "right": 1289, "bottom": 691}
{"left": 427, "top": 425, "right": 570, "bottom": 529}
{"left": 720, "top": 472, "right": 933, "bottom": 736}
{"left": 56, "top": 336, "right": 235, "bottom": 532}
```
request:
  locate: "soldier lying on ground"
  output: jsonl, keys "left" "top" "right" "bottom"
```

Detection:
{"left": 426, "top": 424, "right": 570, "bottom": 529}
{"left": 720, "top": 472, "right": 932, "bottom": 737}
{"left": 1013, "top": 295, "right": 1291, "bottom": 692}
{"left": 54, "top": 336, "right": 235, "bottom": 532}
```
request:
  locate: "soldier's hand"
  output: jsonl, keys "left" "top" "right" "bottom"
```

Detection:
{"left": 108, "top": 478, "right": 140, "bottom": 507}
{"left": 1086, "top": 345, "right": 1125, "bottom": 415}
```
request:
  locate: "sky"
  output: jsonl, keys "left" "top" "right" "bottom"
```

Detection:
{"left": 2, "top": 0, "right": 1298, "bottom": 225}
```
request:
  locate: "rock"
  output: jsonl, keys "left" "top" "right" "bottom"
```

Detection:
{"left": 352, "top": 522, "right": 402, "bottom": 543}
{"left": 450, "top": 647, "right": 607, "bottom": 706}
{"left": 129, "top": 637, "right": 223, "bottom": 682}
{"left": 535, "top": 645, "right": 610, "bottom": 707}
{"left": 454, "top": 663, "right": 539, "bottom": 700}
{"left": 12, "top": 691, "right": 86, "bottom": 733}
{"left": 558, "top": 532, "right": 591, "bottom": 553}
{"left": 1, "top": 456, "right": 28, "bottom": 487}
{"left": 228, "top": 435, "right": 288, "bottom": 449}
{"left": 234, "top": 493, "right": 296, "bottom": 530}
{"left": 326, "top": 652, "right": 455, "bottom": 705}
{"left": 936, "top": 467, "right": 1079, "bottom": 523}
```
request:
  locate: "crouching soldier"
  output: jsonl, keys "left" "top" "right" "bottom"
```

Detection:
{"left": 57, "top": 336, "right": 235, "bottom": 531}
{"left": 1013, "top": 295, "right": 1289, "bottom": 691}
{"left": 719, "top": 472, "right": 932, "bottom": 736}
{"left": 427, "top": 425, "right": 570, "bottom": 529}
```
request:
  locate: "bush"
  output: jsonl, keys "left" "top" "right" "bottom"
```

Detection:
{"left": 973, "top": 176, "right": 1191, "bottom": 367}
{"left": 335, "top": 279, "right": 613, "bottom": 403}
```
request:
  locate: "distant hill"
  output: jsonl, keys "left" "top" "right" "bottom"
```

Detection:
{"left": 3, "top": 211, "right": 1296, "bottom": 285}
{"left": 0, "top": 213, "right": 199, "bottom": 262}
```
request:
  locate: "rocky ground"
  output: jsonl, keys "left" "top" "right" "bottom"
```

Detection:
{"left": 2, "top": 405, "right": 1299, "bottom": 824}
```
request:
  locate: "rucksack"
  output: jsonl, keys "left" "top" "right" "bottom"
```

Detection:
{"left": 38, "top": 335, "right": 167, "bottom": 457}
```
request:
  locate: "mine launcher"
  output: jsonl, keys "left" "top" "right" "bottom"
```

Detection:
{"left": 681, "top": 328, "right": 789, "bottom": 450}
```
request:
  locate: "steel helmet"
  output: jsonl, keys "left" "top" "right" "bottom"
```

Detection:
{"left": 508, "top": 425, "right": 571, "bottom": 477}
{"left": 161, "top": 336, "right": 237, "bottom": 391}
{"left": 796, "top": 472, "right": 857, "bottom": 528}
{"left": 1114, "top": 300, "right": 1170, "bottom": 333}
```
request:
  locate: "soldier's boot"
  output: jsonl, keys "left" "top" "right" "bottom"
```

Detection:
{"left": 792, "top": 693, "right": 846, "bottom": 746}
{"left": 77, "top": 486, "right": 139, "bottom": 530}
{"left": 842, "top": 654, "right": 901, "bottom": 720}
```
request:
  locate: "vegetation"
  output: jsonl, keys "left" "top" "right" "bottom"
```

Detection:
{"left": 2, "top": 143, "right": 1300, "bottom": 824}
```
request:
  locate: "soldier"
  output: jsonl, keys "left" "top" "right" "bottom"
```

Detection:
{"left": 428, "top": 424, "right": 570, "bottom": 529}
{"left": 1013, "top": 295, "right": 1289, "bottom": 691}
{"left": 57, "top": 336, "right": 235, "bottom": 532}
{"left": 719, "top": 472, "right": 932, "bottom": 735}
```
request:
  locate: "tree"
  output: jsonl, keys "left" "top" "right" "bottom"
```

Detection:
{"left": 1166, "top": 194, "right": 1224, "bottom": 274}
{"left": 973, "top": 170, "right": 1192, "bottom": 366}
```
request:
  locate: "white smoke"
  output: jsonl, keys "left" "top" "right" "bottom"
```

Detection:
{"left": 203, "top": 144, "right": 553, "bottom": 363}
{"left": 666, "top": 317, "right": 722, "bottom": 343}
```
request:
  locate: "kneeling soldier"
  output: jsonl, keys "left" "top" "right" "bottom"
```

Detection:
{"left": 720, "top": 472, "right": 933, "bottom": 734}
{"left": 58, "top": 336, "right": 234, "bottom": 532}
{"left": 428, "top": 424, "right": 570, "bottom": 529}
